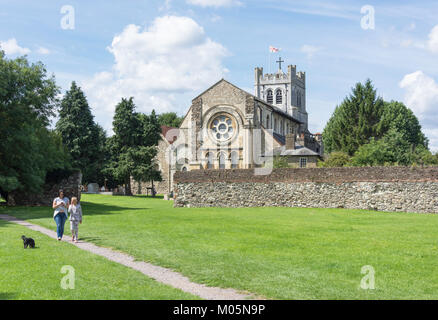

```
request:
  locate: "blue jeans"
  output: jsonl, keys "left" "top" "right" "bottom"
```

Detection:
{"left": 54, "top": 213, "right": 67, "bottom": 239}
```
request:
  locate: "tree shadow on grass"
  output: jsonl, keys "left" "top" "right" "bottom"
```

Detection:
{"left": 136, "top": 195, "right": 165, "bottom": 200}
{"left": 0, "top": 201, "right": 149, "bottom": 221}
{"left": 79, "top": 236, "right": 102, "bottom": 242}
{"left": 0, "top": 293, "right": 17, "bottom": 300}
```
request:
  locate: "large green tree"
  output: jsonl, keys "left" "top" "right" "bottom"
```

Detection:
{"left": 377, "top": 101, "right": 428, "bottom": 149}
{"left": 351, "top": 129, "right": 413, "bottom": 166}
{"left": 0, "top": 51, "right": 70, "bottom": 200}
{"left": 56, "top": 82, "right": 106, "bottom": 184}
{"left": 105, "top": 98, "right": 162, "bottom": 195}
{"left": 323, "top": 80, "right": 429, "bottom": 166}
{"left": 157, "top": 112, "right": 184, "bottom": 128}
{"left": 323, "top": 79, "right": 385, "bottom": 156}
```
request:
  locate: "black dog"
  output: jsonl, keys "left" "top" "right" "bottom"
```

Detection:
{"left": 21, "top": 235, "right": 35, "bottom": 249}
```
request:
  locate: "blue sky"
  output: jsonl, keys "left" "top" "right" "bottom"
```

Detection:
{"left": 1, "top": 0, "right": 438, "bottom": 149}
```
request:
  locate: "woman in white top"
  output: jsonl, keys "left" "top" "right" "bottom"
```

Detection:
{"left": 52, "top": 189, "right": 70, "bottom": 241}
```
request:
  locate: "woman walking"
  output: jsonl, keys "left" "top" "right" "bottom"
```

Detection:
{"left": 52, "top": 189, "right": 69, "bottom": 241}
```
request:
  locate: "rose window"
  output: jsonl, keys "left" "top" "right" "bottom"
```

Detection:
{"left": 210, "top": 114, "right": 235, "bottom": 142}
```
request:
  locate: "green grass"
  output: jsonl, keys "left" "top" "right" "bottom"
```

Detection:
{"left": 3, "top": 194, "right": 438, "bottom": 299}
{"left": 0, "top": 219, "right": 197, "bottom": 300}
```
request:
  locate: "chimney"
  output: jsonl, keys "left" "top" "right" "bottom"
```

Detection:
{"left": 315, "top": 133, "right": 322, "bottom": 143}
{"left": 297, "top": 133, "right": 305, "bottom": 147}
{"left": 286, "top": 133, "right": 295, "bottom": 150}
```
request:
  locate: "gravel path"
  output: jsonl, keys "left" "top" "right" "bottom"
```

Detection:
{"left": 0, "top": 214, "right": 255, "bottom": 300}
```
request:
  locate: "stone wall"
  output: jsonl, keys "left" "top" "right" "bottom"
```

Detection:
{"left": 174, "top": 167, "right": 438, "bottom": 213}
{"left": 7, "top": 171, "right": 82, "bottom": 206}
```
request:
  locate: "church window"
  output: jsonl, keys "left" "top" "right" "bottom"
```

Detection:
{"left": 267, "top": 90, "right": 273, "bottom": 104}
{"left": 206, "top": 152, "right": 214, "bottom": 169}
{"left": 218, "top": 152, "right": 227, "bottom": 169}
{"left": 300, "top": 157, "right": 307, "bottom": 168}
{"left": 210, "top": 114, "right": 235, "bottom": 142}
{"left": 297, "top": 93, "right": 301, "bottom": 108}
{"left": 259, "top": 109, "right": 263, "bottom": 125}
{"left": 266, "top": 115, "right": 270, "bottom": 129}
{"left": 230, "top": 151, "right": 239, "bottom": 169}
{"left": 276, "top": 89, "right": 283, "bottom": 104}
{"left": 274, "top": 118, "right": 277, "bottom": 132}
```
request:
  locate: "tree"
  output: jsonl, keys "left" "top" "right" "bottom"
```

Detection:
{"left": 319, "top": 152, "right": 351, "bottom": 167}
{"left": 323, "top": 79, "right": 385, "bottom": 155}
{"left": 273, "top": 156, "right": 289, "bottom": 168}
{"left": 56, "top": 82, "right": 105, "bottom": 184}
{"left": 158, "top": 112, "right": 184, "bottom": 128}
{"left": 351, "top": 129, "right": 412, "bottom": 166}
{"left": 377, "top": 101, "right": 428, "bottom": 149}
{"left": 105, "top": 98, "right": 162, "bottom": 195}
{"left": 322, "top": 80, "right": 431, "bottom": 168}
{"left": 139, "top": 110, "right": 162, "bottom": 147}
{"left": 0, "top": 51, "right": 70, "bottom": 201}
{"left": 112, "top": 97, "right": 141, "bottom": 149}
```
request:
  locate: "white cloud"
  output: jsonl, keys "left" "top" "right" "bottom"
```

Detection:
{"left": 399, "top": 71, "right": 438, "bottom": 150}
{"left": 210, "top": 14, "right": 222, "bottom": 22}
{"left": 423, "top": 128, "right": 438, "bottom": 152}
{"left": 427, "top": 25, "right": 438, "bottom": 54}
{"left": 0, "top": 38, "right": 31, "bottom": 55}
{"left": 399, "top": 71, "right": 438, "bottom": 118}
{"left": 405, "top": 22, "right": 416, "bottom": 31}
{"left": 82, "top": 15, "right": 229, "bottom": 133}
{"left": 300, "top": 44, "right": 322, "bottom": 59}
{"left": 37, "top": 46, "right": 50, "bottom": 55}
{"left": 186, "top": 0, "right": 241, "bottom": 8}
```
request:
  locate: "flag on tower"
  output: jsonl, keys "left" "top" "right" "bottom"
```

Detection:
{"left": 269, "top": 46, "right": 280, "bottom": 53}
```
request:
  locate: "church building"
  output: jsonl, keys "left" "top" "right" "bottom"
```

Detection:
{"left": 131, "top": 60, "right": 323, "bottom": 195}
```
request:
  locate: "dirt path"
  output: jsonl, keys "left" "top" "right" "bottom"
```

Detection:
{"left": 0, "top": 214, "right": 256, "bottom": 300}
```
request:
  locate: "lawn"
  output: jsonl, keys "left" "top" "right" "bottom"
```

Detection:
{"left": 2, "top": 194, "right": 438, "bottom": 299}
{"left": 0, "top": 218, "right": 197, "bottom": 300}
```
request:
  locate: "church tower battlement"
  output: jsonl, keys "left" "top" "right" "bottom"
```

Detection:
{"left": 254, "top": 59, "right": 308, "bottom": 132}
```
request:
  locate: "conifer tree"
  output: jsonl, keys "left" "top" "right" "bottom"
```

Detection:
{"left": 56, "top": 82, "right": 105, "bottom": 184}
{"left": 105, "top": 98, "right": 162, "bottom": 195}
{"left": 323, "top": 79, "right": 384, "bottom": 155}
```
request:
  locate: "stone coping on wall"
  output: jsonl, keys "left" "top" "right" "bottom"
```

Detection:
{"left": 174, "top": 166, "right": 438, "bottom": 184}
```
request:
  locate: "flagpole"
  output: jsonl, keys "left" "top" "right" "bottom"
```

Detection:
{"left": 269, "top": 51, "right": 271, "bottom": 74}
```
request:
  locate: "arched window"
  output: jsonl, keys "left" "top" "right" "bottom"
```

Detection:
{"left": 259, "top": 108, "right": 263, "bottom": 125}
{"left": 297, "top": 93, "right": 301, "bottom": 108}
{"left": 266, "top": 89, "right": 273, "bottom": 104}
{"left": 274, "top": 118, "right": 277, "bottom": 132}
{"left": 218, "top": 152, "right": 227, "bottom": 170}
{"left": 266, "top": 115, "right": 270, "bottom": 129}
{"left": 230, "top": 151, "right": 239, "bottom": 169}
{"left": 280, "top": 120, "right": 284, "bottom": 135}
{"left": 206, "top": 152, "right": 214, "bottom": 169}
{"left": 276, "top": 89, "right": 283, "bottom": 104}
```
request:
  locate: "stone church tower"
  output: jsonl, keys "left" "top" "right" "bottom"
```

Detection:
{"left": 254, "top": 59, "right": 308, "bottom": 133}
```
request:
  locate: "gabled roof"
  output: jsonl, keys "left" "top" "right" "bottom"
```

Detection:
{"left": 161, "top": 125, "right": 179, "bottom": 144}
{"left": 280, "top": 146, "right": 319, "bottom": 156}
{"left": 192, "top": 78, "right": 302, "bottom": 124}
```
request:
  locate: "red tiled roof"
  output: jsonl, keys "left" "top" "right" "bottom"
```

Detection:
{"left": 161, "top": 125, "right": 179, "bottom": 144}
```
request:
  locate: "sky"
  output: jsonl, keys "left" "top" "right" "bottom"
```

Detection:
{"left": 1, "top": 0, "right": 438, "bottom": 150}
